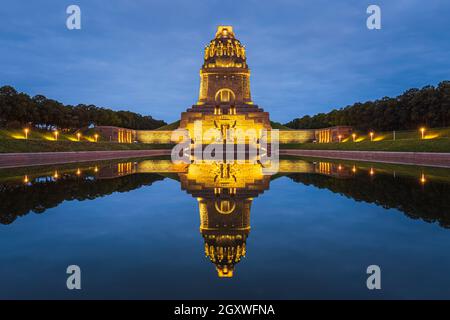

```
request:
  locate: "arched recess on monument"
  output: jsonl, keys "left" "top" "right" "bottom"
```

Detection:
{"left": 215, "top": 200, "right": 236, "bottom": 214}
{"left": 215, "top": 89, "right": 235, "bottom": 103}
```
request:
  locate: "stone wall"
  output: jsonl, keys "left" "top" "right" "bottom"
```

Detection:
{"left": 135, "top": 130, "right": 174, "bottom": 144}
{"left": 95, "top": 126, "right": 136, "bottom": 143}
{"left": 278, "top": 130, "right": 315, "bottom": 143}
{"left": 95, "top": 126, "right": 352, "bottom": 145}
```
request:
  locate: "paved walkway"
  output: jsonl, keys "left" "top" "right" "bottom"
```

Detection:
{"left": 1, "top": 149, "right": 449, "bottom": 169}
{"left": 280, "top": 149, "right": 450, "bottom": 168}
{"left": 0, "top": 150, "right": 172, "bottom": 169}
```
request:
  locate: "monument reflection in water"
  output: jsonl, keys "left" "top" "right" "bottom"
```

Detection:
{"left": 180, "top": 161, "right": 270, "bottom": 277}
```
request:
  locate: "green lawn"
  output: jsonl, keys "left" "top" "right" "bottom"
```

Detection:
{"left": 281, "top": 138, "right": 450, "bottom": 153}
{"left": 0, "top": 139, "right": 173, "bottom": 153}
{"left": 346, "top": 127, "right": 450, "bottom": 142}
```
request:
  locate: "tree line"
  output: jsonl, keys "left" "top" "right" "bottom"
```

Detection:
{"left": 0, "top": 85, "right": 166, "bottom": 131}
{"left": 0, "top": 173, "right": 164, "bottom": 225}
{"left": 285, "top": 81, "right": 450, "bottom": 131}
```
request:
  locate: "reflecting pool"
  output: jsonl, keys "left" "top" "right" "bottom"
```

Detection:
{"left": 1, "top": 157, "right": 450, "bottom": 299}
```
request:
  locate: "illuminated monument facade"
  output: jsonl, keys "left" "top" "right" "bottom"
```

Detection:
{"left": 96, "top": 25, "right": 352, "bottom": 144}
{"left": 179, "top": 26, "right": 271, "bottom": 144}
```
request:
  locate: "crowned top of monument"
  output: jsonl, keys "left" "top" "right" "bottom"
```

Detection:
{"left": 203, "top": 25, "right": 247, "bottom": 69}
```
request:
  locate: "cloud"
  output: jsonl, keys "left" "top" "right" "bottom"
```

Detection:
{"left": 1, "top": 0, "right": 449, "bottom": 123}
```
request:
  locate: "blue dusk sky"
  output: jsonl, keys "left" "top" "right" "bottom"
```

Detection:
{"left": 1, "top": 0, "right": 449, "bottom": 123}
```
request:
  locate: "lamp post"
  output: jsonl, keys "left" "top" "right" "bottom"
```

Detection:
{"left": 338, "top": 135, "right": 342, "bottom": 143}
{"left": 420, "top": 127, "right": 426, "bottom": 139}
{"left": 77, "top": 132, "right": 81, "bottom": 141}
{"left": 24, "top": 128, "right": 29, "bottom": 140}
{"left": 94, "top": 134, "right": 99, "bottom": 142}
{"left": 420, "top": 173, "right": 426, "bottom": 184}
{"left": 54, "top": 130, "right": 59, "bottom": 141}
{"left": 369, "top": 131, "right": 374, "bottom": 142}
{"left": 352, "top": 133, "right": 356, "bottom": 142}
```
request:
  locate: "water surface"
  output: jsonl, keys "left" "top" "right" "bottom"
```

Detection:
{"left": 1, "top": 158, "right": 449, "bottom": 299}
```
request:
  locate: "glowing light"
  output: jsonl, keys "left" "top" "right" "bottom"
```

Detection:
{"left": 352, "top": 165, "right": 357, "bottom": 173}
{"left": 369, "top": 132, "right": 374, "bottom": 142}
{"left": 338, "top": 165, "right": 342, "bottom": 171}
{"left": 94, "top": 134, "right": 99, "bottom": 142}
{"left": 424, "top": 134, "right": 439, "bottom": 140}
{"left": 76, "top": 168, "right": 81, "bottom": 176}
{"left": 24, "top": 175, "right": 29, "bottom": 183}
{"left": 43, "top": 135, "right": 56, "bottom": 141}
{"left": 352, "top": 133, "right": 356, "bottom": 142}
{"left": 338, "top": 135, "right": 342, "bottom": 143}
{"left": 420, "top": 173, "right": 426, "bottom": 184}
{"left": 369, "top": 168, "right": 375, "bottom": 176}
{"left": 373, "top": 135, "right": 385, "bottom": 142}
{"left": 94, "top": 166, "right": 99, "bottom": 173}
{"left": 54, "top": 130, "right": 59, "bottom": 141}
{"left": 24, "top": 128, "right": 29, "bottom": 139}
{"left": 420, "top": 127, "right": 426, "bottom": 139}
{"left": 77, "top": 132, "right": 81, "bottom": 141}
{"left": 53, "top": 171, "right": 59, "bottom": 179}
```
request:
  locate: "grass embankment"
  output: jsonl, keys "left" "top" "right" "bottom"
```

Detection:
{"left": 0, "top": 128, "right": 97, "bottom": 142}
{"left": 0, "top": 128, "right": 173, "bottom": 153}
{"left": 281, "top": 126, "right": 450, "bottom": 152}
{"left": 0, "top": 139, "right": 173, "bottom": 153}
{"left": 281, "top": 138, "right": 450, "bottom": 153}
{"left": 155, "top": 120, "right": 180, "bottom": 131}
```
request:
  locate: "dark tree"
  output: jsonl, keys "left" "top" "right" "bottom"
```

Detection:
{"left": 0, "top": 85, "right": 167, "bottom": 130}
{"left": 285, "top": 81, "right": 450, "bottom": 131}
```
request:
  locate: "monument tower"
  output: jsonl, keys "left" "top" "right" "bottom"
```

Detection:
{"left": 180, "top": 26, "right": 271, "bottom": 143}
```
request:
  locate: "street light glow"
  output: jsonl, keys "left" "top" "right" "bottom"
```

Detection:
{"left": 420, "top": 173, "right": 426, "bottom": 184}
